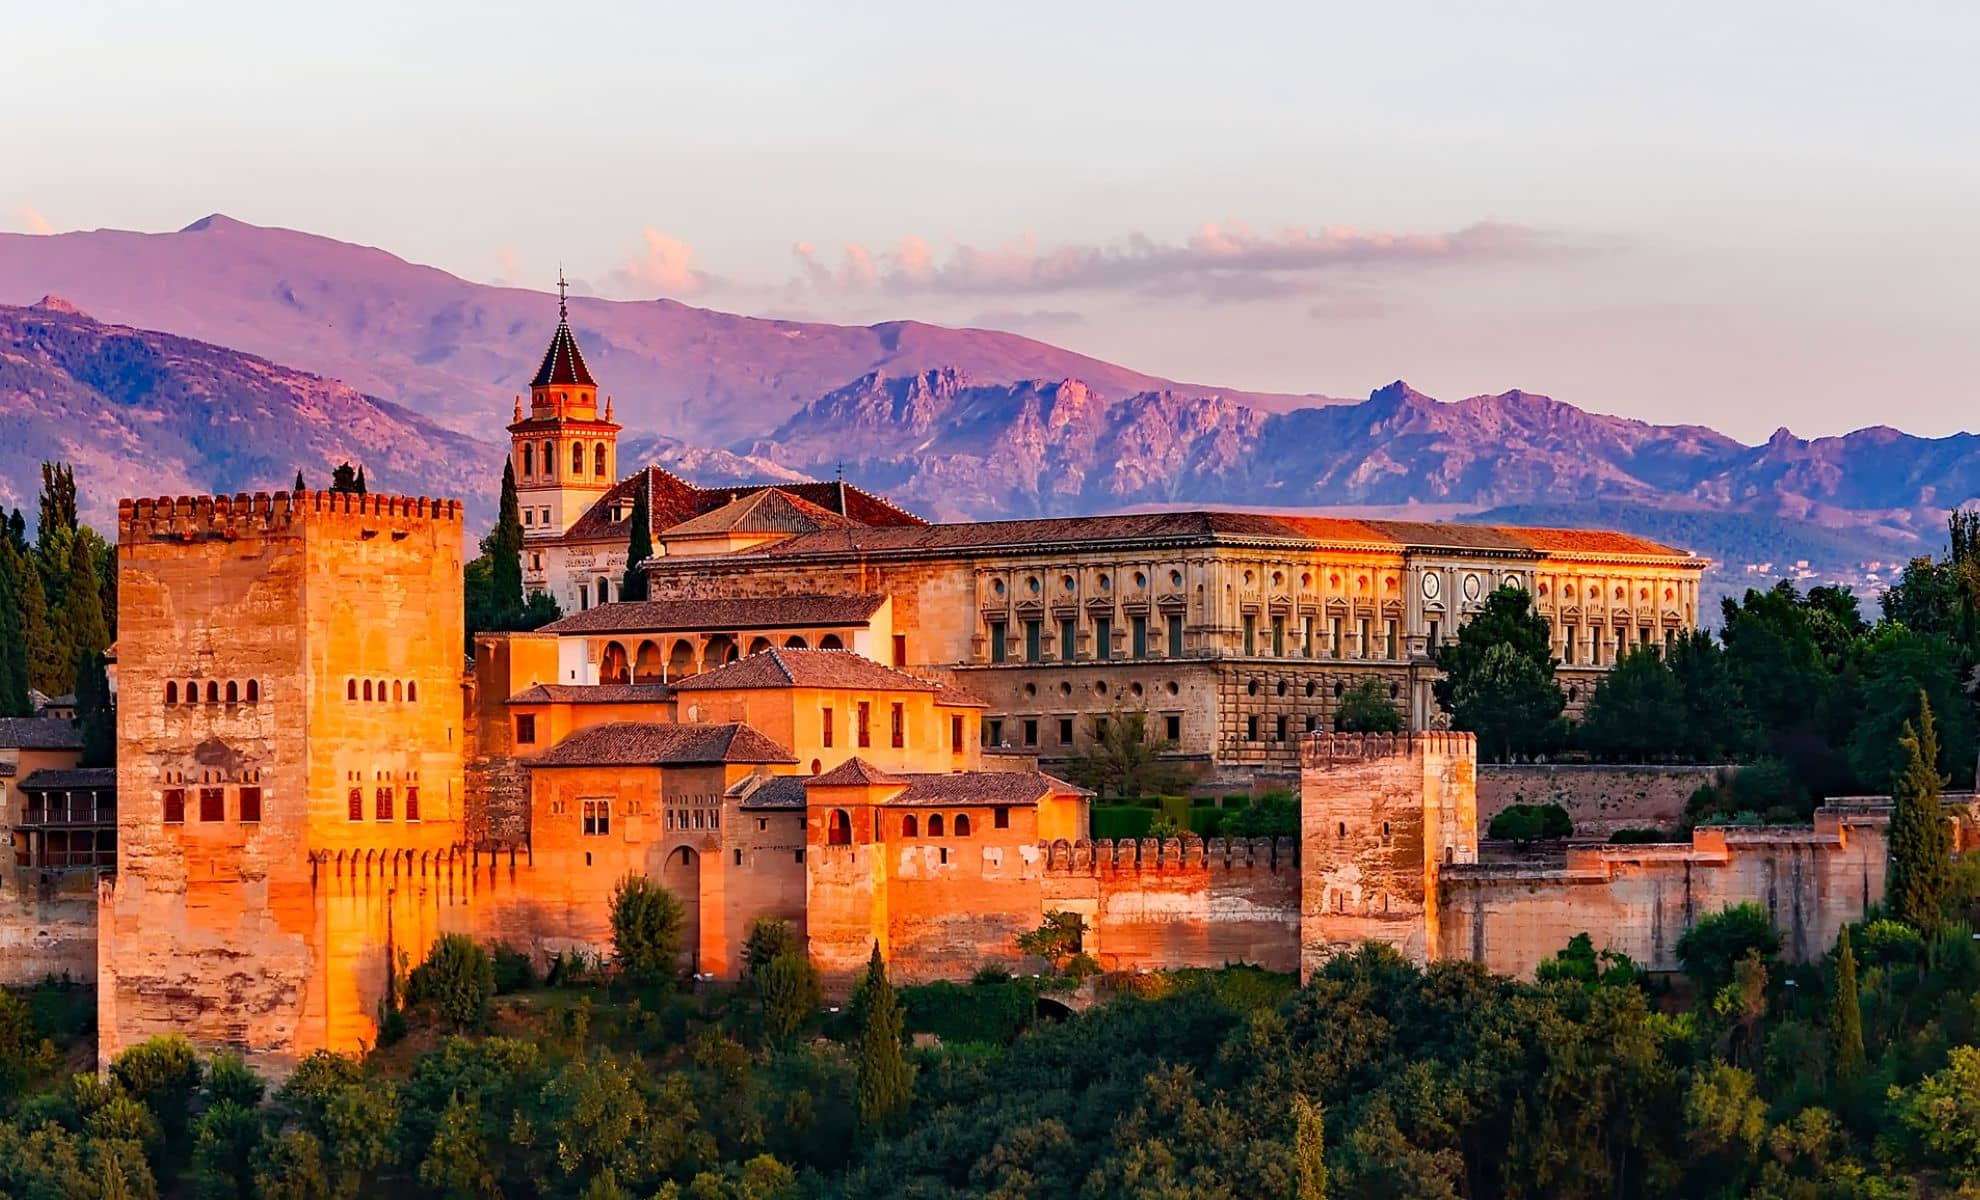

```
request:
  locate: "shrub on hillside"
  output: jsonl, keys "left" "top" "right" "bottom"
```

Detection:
{"left": 409, "top": 934, "right": 496, "bottom": 1031}
{"left": 1487, "top": 802, "right": 1573, "bottom": 848}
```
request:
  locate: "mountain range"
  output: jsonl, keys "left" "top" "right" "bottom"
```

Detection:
{"left": 2, "top": 215, "right": 1977, "bottom": 611}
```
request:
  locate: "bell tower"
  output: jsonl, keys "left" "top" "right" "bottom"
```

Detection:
{"left": 507, "top": 275, "right": 621, "bottom": 538}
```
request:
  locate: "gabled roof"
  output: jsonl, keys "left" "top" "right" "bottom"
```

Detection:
{"left": 0, "top": 717, "right": 83, "bottom": 750}
{"left": 810, "top": 757, "right": 907, "bottom": 787}
{"left": 556, "top": 467, "right": 925, "bottom": 547}
{"left": 538, "top": 594, "right": 886, "bottom": 636}
{"left": 662, "top": 488, "right": 859, "bottom": 538}
{"left": 530, "top": 721, "right": 796, "bottom": 767}
{"left": 506, "top": 683, "right": 674, "bottom": 705}
{"left": 531, "top": 318, "right": 596, "bottom": 388}
{"left": 671, "top": 648, "right": 940, "bottom": 694}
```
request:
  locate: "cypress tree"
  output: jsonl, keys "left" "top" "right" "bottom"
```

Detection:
{"left": 491, "top": 460, "right": 525, "bottom": 620}
{"left": 293, "top": 469, "right": 306, "bottom": 491}
{"left": 3, "top": 507, "right": 25, "bottom": 553}
{"left": 76, "top": 648, "right": 113, "bottom": 767}
{"left": 855, "top": 944, "right": 912, "bottom": 1134}
{"left": 0, "top": 549, "right": 31, "bottom": 716}
{"left": 1830, "top": 925, "right": 1865, "bottom": 1084}
{"left": 13, "top": 545, "right": 64, "bottom": 695}
{"left": 620, "top": 483, "right": 651, "bottom": 602}
{"left": 36, "top": 462, "right": 77, "bottom": 546}
{"left": 62, "top": 533, "right": 109, "bottom": 661}
{"left": 355, "top": 464, "right": 367, "bottom": 493}
{"left": 1887, "top": 692, "right": 1953, "bottom": 933}
{"left": 1294, "top": 1094, "right": 1328, "bottom": 1200}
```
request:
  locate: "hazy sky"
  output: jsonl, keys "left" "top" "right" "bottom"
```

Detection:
{"left": 5, "top": 1, "right": 1976, "bottom": 440}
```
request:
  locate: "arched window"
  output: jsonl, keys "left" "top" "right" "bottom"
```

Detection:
{"left": 634, "top": 641, "right": 663, "bottom": 684}
{"left": 522, "top": 443, "right": 534, "bottom": 478}
{"left": 165, "top": 681, "right": 178, "bottom": 705}
{"left": 929, "top": 814, "right": 945, "bottom": 837}
{"left": 818, "top": 634, "right": 844, "bottom": 651}
{"left": 955, "top": 814, "right": 971, "bottom": 837}
{"left": 392, "top": 680, "right": 404, "bottom": 702}
{"left": 600, "top": 641, "right": 630, "bottom": 685}
{"left": 903, "top": 814, "right": 919, "bottom": 837}
{"left": 246, "top": 679, "right": 259, "bottom": 702}
{"left": 783, "top": 635, "right": 808, "bottom": 649}
{"left": 669, "top": 639, "right": 696, "bottom": 679}
{"left": 748, "top": 636, "right": 772, "bottom": 656}
{"left": 593, "top": 442, "right": 607, "bottom": 477}
{"left": 375, "top": 679, "right": 386, "bottom": 703}
{"left": 405, "top": 681, "right": 416, "bottom": 702}
{"left": 347, "top": 679, "right": 357, "bottom": 700}
{"left": 363, "top": 680, "right": 373, "bottom": 701}
{"left": 596, "top": 578, "right": 611, "bottom": 607}
{"left": 572, "top": 443, "right": 585, "bottom": 475}
{"left": 186, "top": 679, "right": 198, "bottom": 704}
{"left": 225, "top": 681, "right": 239, "bottom": 704}
{"left": 206, "top": 681, "right": 219, "bottom": 703}
{"left": 828, "top": 809, "right": 852, "bottom": 846}
{"left": 541, "top": 440, "right": 553, "bottom": 477}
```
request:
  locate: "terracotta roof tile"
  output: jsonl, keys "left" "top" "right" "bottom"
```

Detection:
{"left": 0, "top": 718, "right": 83, "bottom": 750}
{"left": 20, "top": 767, "right": 116, "bottom": 791}
{"left": 671, "top": 648, "right": 941, "bottom": 693}
{"left": 506, "top": 683, "right": 674, "bottom": 705}
{"left": 530, "top": 721, "right": 796, "bottom": 767}
{"left": 556, "top": 470, "right": 924, "bottom": 548}
{"left": 888, "top": 771, "right": 1091, "bottom": 806}
{"left": 731, "top": 775, "right": 809, "bottom": 810}
{"left": 538, "top": 594, "right": 886, "bottom": 636}
{"left": 663, "top": 489, "right": 860, "bottom": 538}
{"left": 808, "top": 757, "right": 906, "bottom": 787}
{"left": 1484, "top": 526, "right": 1693, "bottom": 557}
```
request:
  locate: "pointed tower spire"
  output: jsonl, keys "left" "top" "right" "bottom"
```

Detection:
{"left": 506, "top": 273, "right": 620, "bottom": 554}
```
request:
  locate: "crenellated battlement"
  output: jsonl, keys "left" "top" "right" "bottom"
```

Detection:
{"left": 1040, "top": 835, "right": 1298, "bottom": 873}
{"left": 117, "top": 490, "right": 464, "bottom": 544}
{"left": 1300, "top": 729, "right": 1476, "bottom": 769}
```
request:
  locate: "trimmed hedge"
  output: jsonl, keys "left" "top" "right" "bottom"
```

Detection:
{"left": 1092, "top": 806, "right": 1157, "bottom": 840}
{"left": 1187, "top": 806, "right": 1227, "bottom": 837}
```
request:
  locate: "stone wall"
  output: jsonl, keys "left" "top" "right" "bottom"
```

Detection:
{"left": 0, "top": 873, "right": 96, "bottom": 984}
{"left": 1479, "top": 763, "right": 1731, "bottom": 837}
{"left": 1042, "top": 836, "right": 1300, "bottom": 973}
{"left": 1439, "top": 803, "right": 1888, "bottom": 979}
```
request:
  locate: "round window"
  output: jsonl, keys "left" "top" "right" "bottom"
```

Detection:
{"left": 1421, "top": 573, "right": 1441, "bottom": 601}
{"left": 1166, "top": 681, "right": 1180, "bottom": 696}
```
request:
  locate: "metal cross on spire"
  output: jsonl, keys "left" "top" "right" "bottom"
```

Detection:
{"left": 557, "top": 268, "right": 569, "bottom": 321}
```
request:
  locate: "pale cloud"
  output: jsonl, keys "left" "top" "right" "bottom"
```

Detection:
{"left": 16, "top": 205, "right": 53, "bottom": 235}
{"left": 964, "top": 308, "right": 1089, "bottom": 334}
{"left": 607, "top": 228, "right": 712, "bottom": 297}
{"left": 492, "top": 246, "right": 521, "bottom": 286}
{"left": 787, "top": 220, "right": 1552, "bottom": 303}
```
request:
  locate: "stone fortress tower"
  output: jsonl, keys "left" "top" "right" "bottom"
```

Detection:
{"left": 100, "top": 490, "right": 466, "bottom": 1074}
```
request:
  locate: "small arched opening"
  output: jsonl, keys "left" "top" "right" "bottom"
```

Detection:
{"left": 246, "top": 679, "right": 260, "bottom": 703}
{"left": 704, "top": 634, "right": 740, "bottom": 666}
{"left": 828, "top": 809, "right": 853, "bottom": 846}
{"left": 593, "top": 441, "right": 608, "bottom": 478}
{"left": 747, "top": 636, "right": 772, "bottom": 656}
{"left": 600, "top": 641, "right": 631, "bottom": 685}
{"left": 206, "top": 681, "right": 219, "bottom": 703}
{"left": 1034, "top": 996, "right": 1078, "bottom": 1023}
{"left": 929, "top": 814, "right": 946, "bottom": 838}
{"left": 660, "top": 845, "right": 701, "bottom": 973}
{"left": 165, "top": 681, "right": 178, "bottom": 705}
{"left": 634, "top": 640, "right": 664, "bottom": 684}
{"left": 955, "top": 813, "right": 972, "bottom": 838}
{"left": 783, "top": 635, "right": 808, "bottom": 649}
{"left": 225, "top": 681, "right": 239, "bottom": 704}
{"left": 902, "top": 814, "right": 919, "bottom": 837}
{"left": 818, "top": 634, "right": 845, "bottom": 651}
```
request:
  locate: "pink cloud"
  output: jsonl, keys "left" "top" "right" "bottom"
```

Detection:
{"left": 788, "top": 219, "right": 1551, "bottom": 302}
{"left": 16, "top": 205, "right": 53, "bottom": 236}
{"left": 607, "top": 229, "right": 713, "bottom": 297}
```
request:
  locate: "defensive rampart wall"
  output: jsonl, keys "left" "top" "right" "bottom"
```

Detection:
{"left": 1478, "top": 763, "right": 1732, "bottom": 837}
{"left": 1042, "top": 835, "right": 1301, "bottom": 974}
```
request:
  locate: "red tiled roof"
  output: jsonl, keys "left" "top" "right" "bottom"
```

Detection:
{"left": 1481, "top": 526, "right": 1691, "bottom": 557}
{"left": 20, "top": 767, "right": 116, "bottom": 791}
{"left": 506, "top": 683, "right": 674, "bottom": 705}
{"left": 888, "top": 771, "right": 1091, "bottom": 807}
{"left": 530, "top": 721, "right": 796, "bottom": 767}
{"left": 731, "top": 774, "right": 809, "bottom": 810}
{"left": 557, "top": 468, "right": 924, "bottom": 547}
{"left": 538, "top": 595, "right": 886, "bottom": 636}
{"left": 662, "top": 488, "right": 859, "bottom": 538}
{"left": 809, "top": 757, "right": 906, "bottom": 787}
{"left": 671, "top": 648, "right": 940, "bottom": 693}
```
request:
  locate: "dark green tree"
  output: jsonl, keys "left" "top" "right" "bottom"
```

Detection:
{"left": 1579, "top": 646, "right": 1686, "bottom": 761}
{"left": 61, "top": 531, "right": 110, "bottom": 662}
{"left": 1432, "top": 584, "right": 1564, "bottom": 761}
{"left": 1487, "top": 802, "right": 1573, "bottom": 848}
{"left": 329, "top": 463, "right": 365, "bottom": 494}
{"left": 1887, "top": 693, "right": 1953, "bottom": 933}
{"left": 1675, "top": 902, "right": 1780, "bottom": 993}
{"left": 464, "top": 461, "right": 561, "bottom": 642}
{"left": 619, "top": 484, "right": 651, "bottom": 602}
{"left": 1064, "top": 708, "right": 1186, "bottom": 798}
{"left": 1829, "top": 925, "right": 1864, "bottom": 1084}
{"left": 75, "top": 648, "right": 114, "bottom": 767}
{"left": 37, "top": 461, "right": 77, "bottom": 547}
{"left": 0, "top": 547, "right": 32, "bottom": 716}
{"left": 1665, "top": 630, "right": 1755, "bottom": 761}
{"left": 1720, "top": 582, "right": 1836, "bottom": 741}
{"left": 16, "top": 546, "right": 62, "bottom": 694}
{"left": 855, "top": 945, "right": 911, "bottom": 1135}
{"left": 1847, "top": 625, "right": 1976, "bottom": 791}
{"left": 1334, "top": 678, "right": 1403, "bottom": 734}
{"left": 742, "top": 918, "right": 800, "bottom": 976}
{"left": 293, "top": 470, "right": 306, "bottom": 492}
{"left": 407, "top": 934, "right": 495, "bottom": 1031}
{"left": 609, "top": 872, "right": 684, "bottom": 991}
{"left": 758, "top": 951, "right": 822, "bottom": 1045}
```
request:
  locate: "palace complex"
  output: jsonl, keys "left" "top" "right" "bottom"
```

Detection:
{"left": 0, "top": 302, "right": 1894, "bottom": 1078}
